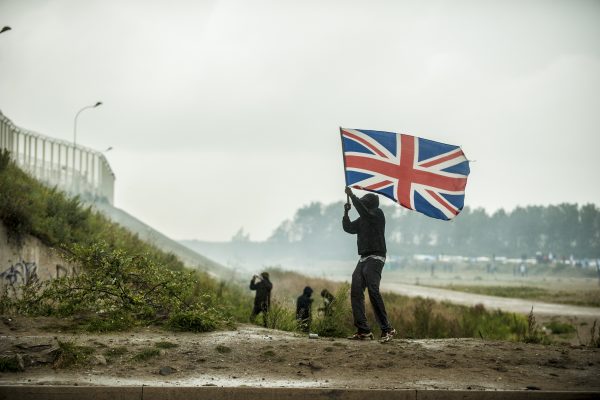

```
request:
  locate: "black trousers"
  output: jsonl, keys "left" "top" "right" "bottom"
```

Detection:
{"left": 351, "top": 257, "right": 391, "bottom": 333}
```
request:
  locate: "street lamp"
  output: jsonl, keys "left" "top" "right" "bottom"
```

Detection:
{"left": 0, "top": 26, "right": 11, "bottom": 35}
{"left": 73, "top": 101, "right": 102, "bottom": 147}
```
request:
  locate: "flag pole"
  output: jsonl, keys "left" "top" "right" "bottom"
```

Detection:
{"left": 339, "top": 126, "right": 350, "bottom": 205}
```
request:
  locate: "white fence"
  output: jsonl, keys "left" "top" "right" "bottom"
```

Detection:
{"left": 0, "top": 110, "right": 114, "bottom": 204}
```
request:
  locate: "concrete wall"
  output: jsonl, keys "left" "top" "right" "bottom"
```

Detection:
{"left": 0, "top": 222, "right": 77, "bottom": 291}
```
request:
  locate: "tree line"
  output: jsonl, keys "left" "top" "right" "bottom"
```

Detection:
{"left": 264, "top": 202, "right": 600, "bottom": 259}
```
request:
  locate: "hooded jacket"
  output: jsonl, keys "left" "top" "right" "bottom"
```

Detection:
{"left": 296, "top": 286, "right": 313, "bottom": 321}
{"left": 342, "top": 193, "right": 386, "bottom": 257}
{"left": 250, "top": 274, "right": 272, "bottom": 308}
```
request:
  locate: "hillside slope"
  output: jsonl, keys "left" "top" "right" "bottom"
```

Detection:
{"left": 92, "top": 202, "right": 231, "bottom": 279}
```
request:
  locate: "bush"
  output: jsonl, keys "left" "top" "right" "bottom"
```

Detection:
{"left": 53, "top": 341, "right": 95, "bottom": 369}
{"left": 168, "top": 307, "right": 222, "bottom": 332}
{"left": 313, "top": 284, "right": 353, "bottom": 338}
{"left": 523, "top": 307, "right": 551, "bottom": 344}
{"left": 546, "top": 320, "right": 576, "bottom": 335}
{"left": 264, "top": 299, "right": 298, "bottom": 331}
{"left": 39, "top": 243, "right": 194, "bottom": 319}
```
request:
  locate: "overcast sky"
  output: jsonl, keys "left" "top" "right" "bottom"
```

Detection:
{"left": 1, "top": 0, "right": 599, "bottom": 241}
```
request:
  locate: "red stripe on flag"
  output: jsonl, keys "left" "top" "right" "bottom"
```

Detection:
{"left": 342, "top": 130, "right": 387, "bottom": 158}
{"left": 345, "top": 156, "right": 468, "bottom": 192}
{"left": 420, "top": 149, "right": 464, "bottom": 168}
{"left": 426, "top": 189, "right": 459, "bottom": 216}
{"left": 366, "top": 180, "right": 393, "bottom": 191}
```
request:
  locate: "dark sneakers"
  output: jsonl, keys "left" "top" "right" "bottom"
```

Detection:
{"left": 380, "top": 328, "right": 397, "bottom": 343}
{"left": 347, "top": 332, "right": 374, "bottom": 340}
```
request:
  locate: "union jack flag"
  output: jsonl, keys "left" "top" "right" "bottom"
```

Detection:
{"left": 340, "top": 128, "right": 470, "bottom": 220}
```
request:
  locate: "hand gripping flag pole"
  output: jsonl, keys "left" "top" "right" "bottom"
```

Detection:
{"left": 340, "top": 127, "right": 470, "bottom": 221}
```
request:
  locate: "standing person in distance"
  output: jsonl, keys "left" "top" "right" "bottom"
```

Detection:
{"left": 343, "top": 186, "right": 396, "bottom": 342}
{"left": 319, "top": 288, "right": 335, "bottom": 317}
{"left": 249, "top": 272, "right": 272, "bottom": 327}
{"left": 296, "top": 286, "right": 314, "bottom": 333}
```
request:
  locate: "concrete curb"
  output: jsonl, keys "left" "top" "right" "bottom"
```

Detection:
{"left": 0, "top": 386, "right": 598, "bottom": 400}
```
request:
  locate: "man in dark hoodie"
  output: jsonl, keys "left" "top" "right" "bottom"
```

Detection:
{"left": 343, "top": 186, "right": 396, "bottom": 342}
{"left": 250, "top": 272, "right": 272, "bottom": 327}
{"left": 296, "top": 286, "right": 313, "bottom": 332}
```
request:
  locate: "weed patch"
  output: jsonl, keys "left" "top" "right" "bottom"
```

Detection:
{"left": 53, "top": 341, "right": 95, "bottom": 369}
{"left": 155, "top": 341, "right": 178, "bottom": 349}
{"left": 546, "top": 321, "right": 576, "bottom": 335}
{"left": 132, "top": 348, "right": 161, "bottom": 362}
{"left": 523, "top": 308, "right": 551, "bottom": 345}
{"left": 103, "top": 346, "right": 128, "bottom": 358}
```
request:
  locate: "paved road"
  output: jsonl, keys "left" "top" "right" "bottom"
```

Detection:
{"left": 380, "top": 282, "right": 600, "bottom": 318}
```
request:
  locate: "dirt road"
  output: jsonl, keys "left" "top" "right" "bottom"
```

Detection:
{"left": 0, "top": 320, "right": 599, "bottom": 391}
{"left": 380, "top": 282, "right": 600, "bottom": 318}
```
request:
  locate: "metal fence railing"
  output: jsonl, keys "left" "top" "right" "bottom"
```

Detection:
{"left": 0, "top": 110, "right": 115, "bottom": 204}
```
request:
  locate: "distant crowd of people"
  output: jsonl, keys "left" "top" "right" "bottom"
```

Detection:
{"left": 249, "top": 187, "right": 397, "bottom": 343}
{"left": 249, "top": 271, "right": 336, "bottom": 333}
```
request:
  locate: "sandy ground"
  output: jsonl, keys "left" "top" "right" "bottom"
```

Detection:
{"left": 0, "top": 318, "right": 599, "bottom": 391}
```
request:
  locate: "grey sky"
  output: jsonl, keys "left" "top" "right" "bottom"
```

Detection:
{"left": 1, "top": 0, "right": 599, "bottom": 241}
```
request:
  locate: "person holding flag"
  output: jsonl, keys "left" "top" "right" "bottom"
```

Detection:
{"left": 339, "top": 127, "right": 471, "bottom": 342}
{"left": 343, "top": 186, "right": 396, "bottom": 343}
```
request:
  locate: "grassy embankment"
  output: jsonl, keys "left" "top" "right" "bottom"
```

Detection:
{"left": 2, "top": 149, "right": 596, "bottom": 347}
{"left": 0, "top": 149, "right": 250, "bottom": 332}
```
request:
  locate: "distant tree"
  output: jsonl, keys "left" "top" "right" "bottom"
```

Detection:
{"left": 231, "top": 227, "right": 250, "bottom": 242}
{"left": 264, "top": 201, "right": 600, "bottom": 259}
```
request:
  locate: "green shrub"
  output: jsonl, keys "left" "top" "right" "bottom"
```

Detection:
{"left": 546, "top": 320, "right": 576, "bottom": 335}
{"left": 313, "top": 284, "right": 353, "bottom": 338}
{"left": 168, "top": 307, "right": 221, "bottom": 332}
{"left": 39, "top": 243, "right": 194, "bottom": 319}
{"left": 53, "top": 341, "right": 95, "bottom": 368}
{"left": 80, "top": 313, "right": 135, "bottom": 332}
{"left": 264, "top": 299, "right": 298, "bottom": 331}
{"left": 523, "top": 308, "right": 551, "bottom": 344}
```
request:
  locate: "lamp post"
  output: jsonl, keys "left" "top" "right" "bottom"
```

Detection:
{"left": 72, "top": 101, "right": 102, "bottom": 189}
{"left": 73, "top": 101, "right": 102, "bottom": 147}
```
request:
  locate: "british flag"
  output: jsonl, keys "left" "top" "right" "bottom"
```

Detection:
{"left": 340, "top": 128, "right": 470, "bottom": 220}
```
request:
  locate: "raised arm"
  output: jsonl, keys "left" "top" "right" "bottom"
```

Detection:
{"left": 345, "top": 186, "right": 375, "bottom": 220}
{"left": 342, "top": 195, "right": 358, "bottom": 234}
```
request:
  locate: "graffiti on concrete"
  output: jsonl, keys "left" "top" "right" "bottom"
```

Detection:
{"left": 0, "top": 260, "right": 39, "bottom": 287}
